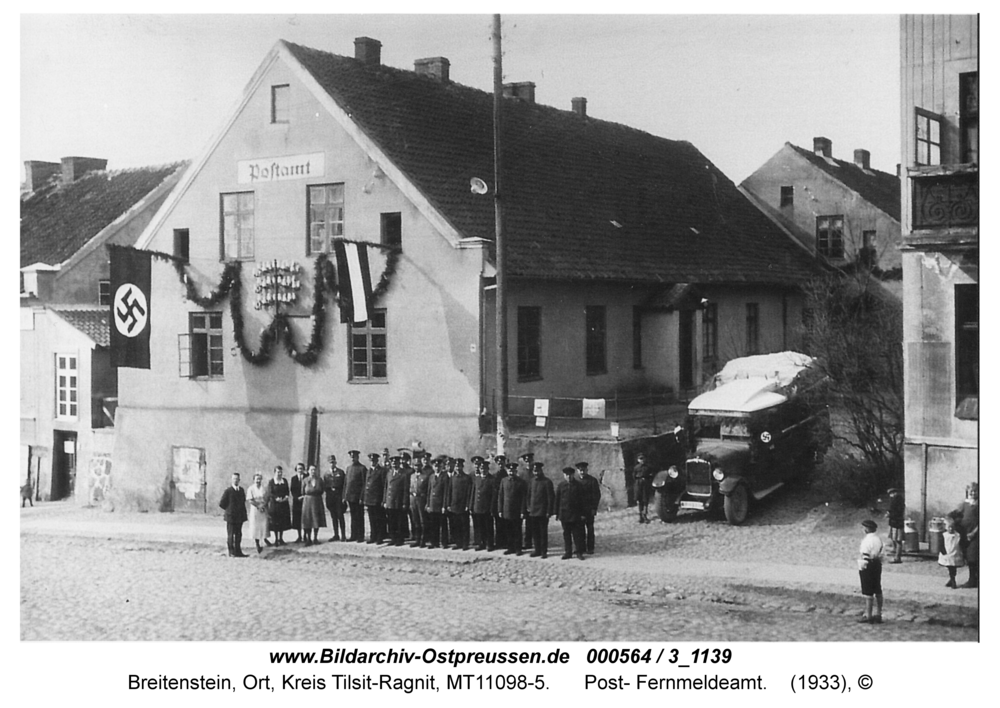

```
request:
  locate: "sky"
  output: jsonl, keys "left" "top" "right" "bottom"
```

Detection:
{"left": 20, "top": 13, "right": 901, "bottom": 186}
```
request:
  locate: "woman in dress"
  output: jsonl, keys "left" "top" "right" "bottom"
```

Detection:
{"left": 267, "top": 465, "right": 291, "bottom": 546}
{"left": 300, "top": 464, "right": 327, "bottom": 546}
{"left": 246, "top": 472, "right": 270, "bottom": 554}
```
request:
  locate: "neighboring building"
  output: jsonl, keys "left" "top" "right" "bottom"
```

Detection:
{"left": 113, "top": 38, "right": 818, "bottom": 511}
{"left": 900, "top": 15, "right": 978, "bottom": 533}
{"left": 740, "top": 139, "right": 901, "bottom": 273}
{"left": 20, "top": 158, "right": 186, "bottom": 503}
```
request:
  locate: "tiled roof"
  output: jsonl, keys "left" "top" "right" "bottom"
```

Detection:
{"left": 285, "top": 41, "right": 819, "bottom": 285}
{"left": 52, "top": 307, "right": 111, "bottom": 347}
{"left": 20, "top": 163, "right": 186, "bottom": 269}
{"left": 786, "top": 143, "right": 901, "bottom": 221}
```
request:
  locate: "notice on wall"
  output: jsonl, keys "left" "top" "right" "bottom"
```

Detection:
{"left": 172, "top": 446, "right": 205, "bottom": 500}
{"left": 238, "top": 152, "right": 325, "bottom": 184}
{"left": 533, "top": 399, "right": 550, "bottom": 417}
{"left": 582, "top": 398, "right": 607, "bottom": 419}
{"left": 535, "top": 416, "right": 547, "bottom": 428}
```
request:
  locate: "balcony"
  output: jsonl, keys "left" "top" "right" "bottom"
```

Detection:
{"left": 907, "top": 164, "right": 978, "bottom": 247}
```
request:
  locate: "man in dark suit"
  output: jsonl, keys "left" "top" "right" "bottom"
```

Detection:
{"left": 364, "top": 452, "right": 387, "bottom": 544}
{"left": 289, "top": 462, "right": 307, "bottom": 543}
{"left": 219, "top": 472, "right": 248, "bottom": 557}
{"left": 343, "top": 450, "right": 367, "bottom": 542}
{"left": 526, "top": 461, "right": 555, "bottom": 558}
{"left": 555, "top": 466, "right": 586, "bottom": 560}
{"left": 498, "top": 462, "right": 528, "bottom": 555}
{"left": 576, "top": 461, "right": 602, "bottom": 554}
{"left": 633, "top": 453, "right": 654, "bottom": 524}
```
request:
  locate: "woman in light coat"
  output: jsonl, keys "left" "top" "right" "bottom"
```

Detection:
{"left": 246, "top": 472, "right": 270, "bottom": 554}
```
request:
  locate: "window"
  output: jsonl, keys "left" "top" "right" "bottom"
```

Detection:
{"left": 55, "top": 354, "right": 78, "bottom": 420}
{"left": 381, "top": 212, "right": 402, "bottom": 249}
{"left": 955, "top": 284, "right": 978, "bottom": 417}
{"left": 702, "top": 302, "right": 718, "bottom": 363}
{"left": 746, "top": 303, "right": 760, "bottom": 355}
{"left": 632, "top": 306, "right": 643, "bottom": 369}
{"left": 308, "top": 184, "right": 345, "bottom": 255}
{"left": 271, "top": 84, "right": 290, "bottom": 124}
{"left": 98, "top": 280, "right": 111, "bottom": 306}
{"left": 960, "top": 72, "right": 978, "bottom": 164}
{"left": 350, "top": 309, "right": 387, "bottom": 381}
{"left": 780, "top": 186, "right": 794, "bottom": 208}
{"left": 915, "top": 108, "right": 942, "bottom": 166}
{"left": 585, "top": 306, "right": 607, "bottom": 375}
{"left": 173, "top": 228, "right": 190, "bottom": 264}
{"left": 816, "top": 215, "right": 845, "bottom": 259}
{"left": 182, "top": 312, "right": 224, "bottom": 378}
{"left": 220, "top": 192, "right": 254, "bottom": 260}
{"left": 517, "top": 306, "right": 542, "bottom": 380}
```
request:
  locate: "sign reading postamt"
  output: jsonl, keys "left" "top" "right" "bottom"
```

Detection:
{"left": 238, "top": 152, "right": 325, "bottom": 184}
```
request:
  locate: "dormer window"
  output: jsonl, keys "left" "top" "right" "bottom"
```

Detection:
{"left": 271, "top": 85, "right": 290, "bottom": 124}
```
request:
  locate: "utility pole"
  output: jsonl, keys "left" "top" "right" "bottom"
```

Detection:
{"left": 492, "top": 14, "right": 508, "bottom": 456}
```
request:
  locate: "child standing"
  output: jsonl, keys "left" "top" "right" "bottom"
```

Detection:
{"left": 938, "top": 514, "right": 965, "bottom": 588}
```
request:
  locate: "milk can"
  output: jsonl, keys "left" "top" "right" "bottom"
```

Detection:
{"left": 903, "top": 519, "right": 919, "bottom": 552}
{"left": 928, "top": 517, "right": 946, "bottom": 555}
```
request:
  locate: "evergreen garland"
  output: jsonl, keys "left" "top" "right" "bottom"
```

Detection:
{"left": 111, "top": 241, "right": 399, "bottom": 368}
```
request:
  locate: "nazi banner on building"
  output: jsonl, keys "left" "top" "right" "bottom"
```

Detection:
{"left": 109, "top": 245, "right": 152, "bottom": 369}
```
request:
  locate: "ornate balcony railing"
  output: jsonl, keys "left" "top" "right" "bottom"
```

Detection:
{"left": 911, "top": 166, "right": 979, "bottom": 231}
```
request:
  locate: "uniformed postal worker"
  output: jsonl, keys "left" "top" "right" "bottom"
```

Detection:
{"left": 633, "top": 453, "right": 654, "bottom": 524}
{"left": 409, "top": 452, "right": 430, "bottom": 548}
{"left": 323, "top": 454, "right": 346, "bottom": 542}
{"left": 576, "top": 461, "right": 602, "bottom": 555}
{"left": 425, "top": 455, "right": 451, "bottom": 548}
{"left": 518, "top": 453, "right": 535, "bottom": 550}
{"left": 397, "top": 450, "right": 412, "bottom": 539}
{"left": 555, "top": 466, "right": 586, "bottom": 560}
{"left": 447, "top": 458, "right": 473, "bottom": 550}
{"left": 492, "top": 455, "right": 509, "bottom": 549}
{"left": 526, "top": 461, "right": 555, "bottom": 558}
{"left": 498, "top": 462, "right": 528, "bottom": 555}
{"left": 383, "top": 455, "right": 411, "bottom": 547}
{"left": 343, "top": 450, "right": 367, "bottom": 542}
{"left": 364, "top": 453, "right": 387, "bottom": 544}
{"left": 470, "top": 456, "right": 494, "bottom": 551}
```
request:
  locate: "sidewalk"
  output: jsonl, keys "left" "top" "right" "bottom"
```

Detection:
{"left": 21, "top": 501, "right": 977, "bottom": 609}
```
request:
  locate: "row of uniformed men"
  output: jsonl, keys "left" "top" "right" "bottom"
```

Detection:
{"left": 300, "top": 449, "right": 603, "bottom": 560}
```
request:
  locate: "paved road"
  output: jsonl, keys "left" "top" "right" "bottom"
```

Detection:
{"left": 21, "top": 498, "right": 977, "bottom": 642}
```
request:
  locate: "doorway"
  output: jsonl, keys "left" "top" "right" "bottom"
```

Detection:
{"left": 51, "top": 431, "right": 77, "bottom": 501}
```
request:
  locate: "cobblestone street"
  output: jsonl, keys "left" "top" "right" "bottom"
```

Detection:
{"left": 21, "top": 492, "right": 978, "bottom": 642}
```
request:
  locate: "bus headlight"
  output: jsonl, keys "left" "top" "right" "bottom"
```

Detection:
{"left": 667, "top": 465, "right": 679, "bottom": 479}
{"left": 712, "top": 468, "right": 725, "bottom": 481}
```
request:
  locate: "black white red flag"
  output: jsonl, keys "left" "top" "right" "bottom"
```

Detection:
{"left": 333, "top": 241, "right": 374, "bottom": 324}
{"left": 109, "top": 246, "right": 152, "bottom": 368}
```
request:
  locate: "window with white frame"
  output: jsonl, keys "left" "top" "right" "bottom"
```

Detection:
{"left": 816, "top": 215, "right": 845, "bottom": 259}
{"left": 308, "top": 184, "right": 345, "bottom": 255}
{"left": 349, "top": 309, "right": 387, "bottom": 381}
{"left": 915, "top": 108, "right": 942, "bottom": 166}
{"left": 220, "top": 192, "right": 254, "bottom": 261}
{"left": 55, "top": 354, "right": 78, "bottom": 420}
{"left": 179, "top": 312, "right": 225, "bottom": 379}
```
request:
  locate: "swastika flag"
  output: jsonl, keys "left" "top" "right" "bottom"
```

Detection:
{"left": 109, "top": 245, "right": 152, "bottom": 369}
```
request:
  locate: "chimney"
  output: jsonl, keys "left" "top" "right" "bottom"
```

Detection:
{"left": 61, "top": 156, "right": 108, "bottom": 184}
{"left": 854, "top": 149, "right": 871, "bottom": 170}
{"left": 354, "top": 37, "right": 382, "bottom": 66}
{"left": 414, "top": 57, "right": 450, "bottom": 83}
{"left": 23, "top": 160, "right": 61, "bottom": 192}
{"left": 571, "top": 97, "right": 587, "bottom": 117}
{"left": 21, "top": 264, "right": 59, "bottom": 302}
{"left": 813, "top": 137, "right": 832, "bottom": 158}
{"left": 502, "top": 82, "right": 536, "bottom": 103}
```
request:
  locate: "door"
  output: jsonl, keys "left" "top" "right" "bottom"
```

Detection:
{"left": 679, "top": 309, "right": 695, "bottom": 391}
{"left": 51, "top": 431, "right": 77, "bottom": 501}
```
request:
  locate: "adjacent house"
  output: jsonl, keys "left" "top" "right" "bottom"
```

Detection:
{"left": 112, "top": 37, "right": 819, "bottom": 511}
{"left": 740, "top": 139, "right": 901, "bottom": 274}
{"left": 899, "top": 15, "right": 978, "bottom": 532}
{"left": 20, "top": 157, "right": 186, "bottom": 503}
